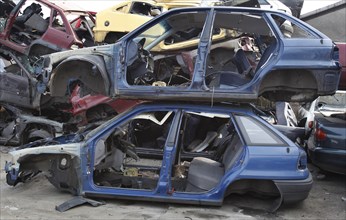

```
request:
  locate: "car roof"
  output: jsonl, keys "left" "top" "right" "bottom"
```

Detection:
{"left": 84, "top": 100, "right": 256, "bottom": 140}
{"left": 163, "top": 5, "right": 287, "bottom": 15}
{"left": 133, "top": 101, "right": 255, "bottom": 114}
{"left": 157, "top": 6, "right": 328, "bottom": 38}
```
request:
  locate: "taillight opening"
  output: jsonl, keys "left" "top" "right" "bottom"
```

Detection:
{"left": 315, "top": 128, "right": 327, "bottom": 141}
{"left": 308, "top": 121, "right": 313, "bottom": 129}
{"left": 298, "top": 151, "right": 307, "bottom": 170}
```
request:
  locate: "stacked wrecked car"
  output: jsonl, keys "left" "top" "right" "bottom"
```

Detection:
{"left": 1, "top": 2, "right": 343, "bottom": 212}
{"left": 0, "top": 0, "right": 95, "bottom": 58}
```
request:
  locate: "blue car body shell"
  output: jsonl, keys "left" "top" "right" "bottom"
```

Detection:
{"left": 5, "top": 103, "right": 312, "bottom": 210}
{"left": 82, "top": 104, "right": 312, "bottom": 205}
{"left": 42, "top": 7, "right": 340, "bottom": 103}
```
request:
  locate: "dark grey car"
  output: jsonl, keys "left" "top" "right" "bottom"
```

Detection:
{"left": 307, "top": 91, "right": 346, "bottom": 175}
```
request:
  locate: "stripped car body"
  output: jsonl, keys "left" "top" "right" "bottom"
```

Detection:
{"left": 5, "top": 102, "right": 312, "bottom": 211}
{"left": 41, "top": 7, "right": 340, "bottom": 104}
{"left": 0, "top": 0, "right": 96, "bottom": 112}
{"left": 0, "top": 103, "right": 63, "bottom": 145}
{"left": 0, "top": 0, "right": 95, "bottom": 59}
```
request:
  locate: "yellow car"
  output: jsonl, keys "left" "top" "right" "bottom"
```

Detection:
{"left": 93, "top": 0, "right": 205, "bottom": 43}
{"left": 93, "top": 0, "right": 292, "bottom": 52}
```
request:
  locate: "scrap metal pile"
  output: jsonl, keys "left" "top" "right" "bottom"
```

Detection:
{"left": 1, "top": 0, "right": 344, "bottom": 213}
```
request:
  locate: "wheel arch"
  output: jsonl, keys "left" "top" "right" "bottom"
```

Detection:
{"left": 258, "top": 69, "right": 318, "bottom": 102}
{"left": 223, "top": 178, "right": 283, "bottom": 211}
{"left": 21, "top": 123, "right": 56, "bottom": 144}
{"left": 17, "top": 153, "right": 81, "bottom": 195}
{"left": 224, "top": 179, "right": 281, "bottom": 197}
{"left": 49, "top": 55, "right": 111, "bottom": 97}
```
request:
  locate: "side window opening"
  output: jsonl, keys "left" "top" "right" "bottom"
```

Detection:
{"left": 1, "top": 52, "right": 29, "bottom": 77}
{"left": 130, "top": 2, "right": 154, "bottom": 16}
{"left": 51, "top": 11, "right": 66, "bottom": 32}
{"left": 3, "top": 61, "right": 23, "bottom": 76}
{"left": 271, "top": 14, "right": 317, "bottom": 39}
{"left": 10, "top": 1, "right": 50, "bottom": 46}
{"left": 125, "top": 11, "right": 208, "bottom": 87}
{"left": 234, "top": 115, "right": 286, "bottom": 146}
{"left": 124, "top": 10, "right": 282, "bottom": 91}
{"left": 172, "top": 111, "right": 244, "bottom": 193}
{"left": 205, "top": 12, "right": 276, "bottom": 90}
{"left": 68, "top": 13, "right": 96, "bottom": 47}
{"left": 179, "top": 111, "right": 231, "bottom": 154}
{"left": 0, "top": 0, "right": 15, "bottom": 32}
{"left": 93, "top": 111, "right": 175, "bottom": 191}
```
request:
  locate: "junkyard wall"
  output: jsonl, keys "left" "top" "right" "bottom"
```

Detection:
{"left": 301, "top": 0, "right": 346, "bottom": 42}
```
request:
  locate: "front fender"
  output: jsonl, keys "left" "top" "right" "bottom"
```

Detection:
{"left": 5, "top": 143, "right": 82, "bottom": 193}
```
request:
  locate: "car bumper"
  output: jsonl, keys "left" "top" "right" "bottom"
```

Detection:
{"left": 308, "top": 146, "right": 346, "bottom": 175}
{"left": 274, "top": 172, "right": 313, "bottom": 204}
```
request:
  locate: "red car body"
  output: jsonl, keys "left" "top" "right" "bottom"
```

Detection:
{"left": 0, "top": 0, "right": 95, "bottom": 57}
{"left": 69, "top": 86, "right": 141, "bottom": 125}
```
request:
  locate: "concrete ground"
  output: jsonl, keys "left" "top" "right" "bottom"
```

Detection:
{"left": 1, "top": 146, "right": 345, "bottom": 220}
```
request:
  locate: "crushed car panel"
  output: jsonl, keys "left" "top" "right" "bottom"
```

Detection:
{"left": 0, "top": 50, "right": 43, "bottom": 109}
{"left": 0, "top": 103, "right": 62, "bottom": 145}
